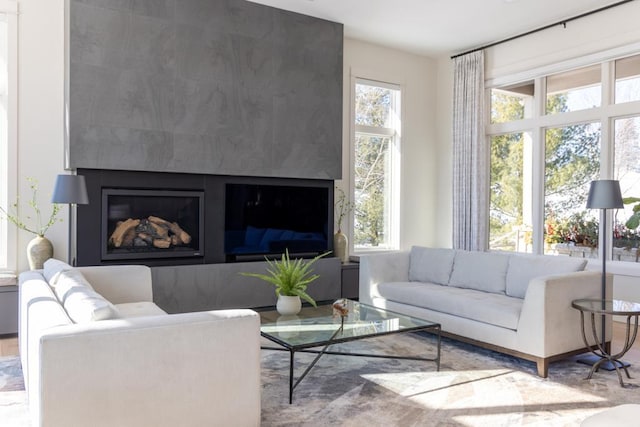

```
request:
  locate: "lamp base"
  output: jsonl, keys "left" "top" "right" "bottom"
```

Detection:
{"left": 577, "top": 354, "right": 631, "bottom": 371}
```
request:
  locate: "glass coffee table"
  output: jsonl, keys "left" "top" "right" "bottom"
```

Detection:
{"left": 260, "top": 299, "right": 441, "bottom": 403}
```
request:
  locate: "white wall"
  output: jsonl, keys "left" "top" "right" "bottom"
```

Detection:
{"left": 13, "top": 0, "right": 67, "bottom": 272}
{"left": 342, "top": 38, "right": 439, "bottom": 253}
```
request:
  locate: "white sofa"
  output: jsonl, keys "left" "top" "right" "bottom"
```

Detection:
{"left": 19, "top": 259, "right": 261, "bottom": 427}
{"left": 359, "top": 247, "right": 612, "bottom": 377}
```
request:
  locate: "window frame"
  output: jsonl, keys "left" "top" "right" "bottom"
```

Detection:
{"left": 0, "top": 1, "right": 18, "bottom": 271}
{"left": 350, "top": 76, "right": 402, "bottom": 255}
{"left": 487, "top": 52, "right": 640, "bottom": 261}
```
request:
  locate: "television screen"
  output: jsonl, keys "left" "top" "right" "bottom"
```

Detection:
{"left": 224, "top": 183, "right": 329, "bottom": 260}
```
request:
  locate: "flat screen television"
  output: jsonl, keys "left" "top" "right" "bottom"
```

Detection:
{"left": 224, "top": 183, "right": 330, "bottom": 260}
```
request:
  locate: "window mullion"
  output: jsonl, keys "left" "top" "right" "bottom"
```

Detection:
{"left": 532, "top": 77, "right": 545, "bottom": 255}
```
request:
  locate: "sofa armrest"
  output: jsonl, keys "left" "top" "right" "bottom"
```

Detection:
{"left": 516, "top": 270, "right": 612, "bottom": 357}
{"left": 76, "top": 265, "right": 153, "bottom": 304}
{"left": 34, "top": 309, "right": 260, "bottom": 427}
{"left": 359, "top": 251, "right": 410, "bottom": 305}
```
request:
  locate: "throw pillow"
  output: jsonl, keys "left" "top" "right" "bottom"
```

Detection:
{"left": 448, "top": 250, "right": 510, "bottom": 294}
{"left": 52, "top": 269, "right": 95, "bottom": 302}
{"left": 408, "top": 246, "right": 456, "bottom": 285}
{"left": 53, "top": 269, "right": 120, "bottom": 323}
{"left": 43, "top": 258, "right": 73, "bottom": 286}
{"left": 505, "top": 255, "right": 588, "bottom": 298}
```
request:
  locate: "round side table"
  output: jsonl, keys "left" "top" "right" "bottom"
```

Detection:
{"left": 571, "top": 298, "right": 640, "bottom": 387}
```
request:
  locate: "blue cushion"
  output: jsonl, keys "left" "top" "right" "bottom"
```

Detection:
{"left": 244, "top": 226, "right": 266, "bottom": 247}
{"left": 281, "top": 230, "right": 295, "bottom": 240}
{"left": 260, "top": 228, "right": 287, "bottom": 250}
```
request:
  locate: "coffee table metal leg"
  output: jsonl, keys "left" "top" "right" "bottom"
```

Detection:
{"left": 288, "top": 327, "right": 343, "bottom": 403}
{"left": 289, "top": 351, "right": 295, "bottom": 404}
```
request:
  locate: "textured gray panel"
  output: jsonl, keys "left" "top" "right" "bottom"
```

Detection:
{"left": 152, "top": 257, "right": 341, "bottom": 313}
{"left": 68, "top": 0, "right": 343, "bottom": 179}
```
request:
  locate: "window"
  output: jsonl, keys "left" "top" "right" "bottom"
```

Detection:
{"left": 488, "top": 52, "right": 640, "bottom": 263}
{"left": 543, "top": 123, "right": 601, "bottom": 254}
{"left": 615, "top": 54, "right": 640, "bottom": 104}
{"left": 489, "top": 132, "right": 533, "bottom": 253}
{"left": 546, "top": 65, "right": 601, "bottom": 114}
{"left": 0, "top": 2, "right": 17, "bottom": 270}
{"left": 352, "top": 79, "right": 401, "bottom": 252}
{"left": 490, "top": 81, "right": 534, "bottom": 124}
{"left": 614, "top": 115, "right": 640, "bottom": 256}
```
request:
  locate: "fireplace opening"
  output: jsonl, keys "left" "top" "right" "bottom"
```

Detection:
{"left": 101, "top": 189, "right": 204, "bottom": 261}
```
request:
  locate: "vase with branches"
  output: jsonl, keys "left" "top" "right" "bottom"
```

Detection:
{"left": 333, "top": 187, "right": 353, "bottom": 263}
{"left": 0, "top": 177, "right": 61, "bottom": 269}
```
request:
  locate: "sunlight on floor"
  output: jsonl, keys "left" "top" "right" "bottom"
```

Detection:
{"left": 361, "top": 368, "right": 609, "bottom": 424}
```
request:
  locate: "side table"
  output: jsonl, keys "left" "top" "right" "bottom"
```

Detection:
{"left": 571, "top": 298, "right": 640, "bottom": 387}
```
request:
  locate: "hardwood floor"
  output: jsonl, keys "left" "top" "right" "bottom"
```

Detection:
{"left": 0, "top": 334, "right": 18, "bottom": 357}
{"left": 1, "top": 321, "right": 639, "bottom": 362}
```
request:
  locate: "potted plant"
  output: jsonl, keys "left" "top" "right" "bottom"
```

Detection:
{"left": 241, "top": 249, "right": 329, "bottom": 315}
{"left": 0, "top": 177, "right": 61, "bottom": 269}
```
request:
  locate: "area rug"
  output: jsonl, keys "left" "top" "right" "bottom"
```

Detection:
{"left": 1, "top": 334, "right": 638, "bottom": 426}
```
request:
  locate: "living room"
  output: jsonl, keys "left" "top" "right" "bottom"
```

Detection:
{"left": 2, "top": 0, "right": 640, "bottom": 425}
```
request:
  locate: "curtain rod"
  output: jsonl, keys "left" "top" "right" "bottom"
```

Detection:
{"left": 450, "top": 0, "right": 636, "bottom": 59}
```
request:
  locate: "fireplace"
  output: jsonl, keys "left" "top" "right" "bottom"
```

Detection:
{"left": 101, "top": 189, "right": 204, "bottom": 261}
{"left": 76, "top": 169, "right": 333, "bottom": 267}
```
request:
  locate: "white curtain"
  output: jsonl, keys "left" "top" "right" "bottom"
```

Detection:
{"left": 452, "top": 50, "right": 487, "bottom": 251}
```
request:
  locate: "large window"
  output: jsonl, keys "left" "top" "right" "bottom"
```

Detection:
{"left": 488, "top": 52, "right": 640, "bottom": 263}
{"left": 352, "top": 79, "right": 401, "bottom": 252}
{"left": 0, "top": 2, "right": 17, "bottom": 270}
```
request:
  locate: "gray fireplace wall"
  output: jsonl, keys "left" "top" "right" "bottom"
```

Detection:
{"left": 67, "top": 0, "right": 343, "bottom": 180}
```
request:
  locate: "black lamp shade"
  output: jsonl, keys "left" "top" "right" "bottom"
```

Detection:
{"left": 51, "top": 175, "right": 89, "bottom": 205}
{"left": 586, "top": 180, "right": 623, "bottom": 209}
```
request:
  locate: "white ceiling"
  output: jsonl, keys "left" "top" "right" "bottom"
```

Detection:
{"left": 247, "top": 0, "right": 627, "bottom": 57}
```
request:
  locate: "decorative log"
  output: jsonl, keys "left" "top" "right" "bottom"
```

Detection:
{"left": 148, "top": 216, "right": 171, "bottom": 228}
{"left": 149, "top": 215, "right": 191, "bottom": 245}
{"left": 170, "top": 222, "right": 191, "bottom": 245}
{"left": 110, "top": 218, "right": 141, "bottom": 248}
{"left": 149, "top": 221, "right": 169, "bottom": 239}
{"left": 153, "top": 238, "right": 171, "bottom": 249}
{"left": 121, "top": 228, "right": 137, "bottom": 247}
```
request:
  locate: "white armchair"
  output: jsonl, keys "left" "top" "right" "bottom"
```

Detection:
{"left": 19, "top": 264, "right": 261, "bottom": 427}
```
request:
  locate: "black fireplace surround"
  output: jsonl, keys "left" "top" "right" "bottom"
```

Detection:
{"left": 76, "top": 169, "right": 334, "bottom": 267}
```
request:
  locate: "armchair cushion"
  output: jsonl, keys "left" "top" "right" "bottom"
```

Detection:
{"left": 116, "top": 302, "right": 168, "bottom": 318}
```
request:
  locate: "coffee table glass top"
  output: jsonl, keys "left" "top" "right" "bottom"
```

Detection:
{"left": 260, "top": 299, "right": 439, "bottom": 350}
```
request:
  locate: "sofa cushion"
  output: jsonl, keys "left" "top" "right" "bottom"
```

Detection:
{"left": 115, "top": 302, "right": 168, "bottom": 318}
{"left": 378, "top": 281, "right": 522, "bottom": 330}
{"left": 409, "top": 246, "right": 456, "bottom": 285}
{"left": 43, "top": 258, "right": 73, "bottom": 286}
{"left": 448, "top": 250, "right": 509, "bottom": 294}
{"left": 506, "top": 255, "right": 588, "bottom": 298}
{"left": 53, "top": 270, "right": 120, "bottom": 323}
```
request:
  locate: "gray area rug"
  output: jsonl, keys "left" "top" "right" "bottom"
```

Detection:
{"left": 1, "top": 334, "right": 638, "bottom": 426}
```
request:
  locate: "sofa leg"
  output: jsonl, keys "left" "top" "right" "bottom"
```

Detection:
{"left": 536, "top": 359, "right": 549, "bottom": 378}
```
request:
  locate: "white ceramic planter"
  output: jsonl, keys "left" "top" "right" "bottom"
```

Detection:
{"left": 276, "top": 295, "right": 302, "bottom": 315}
